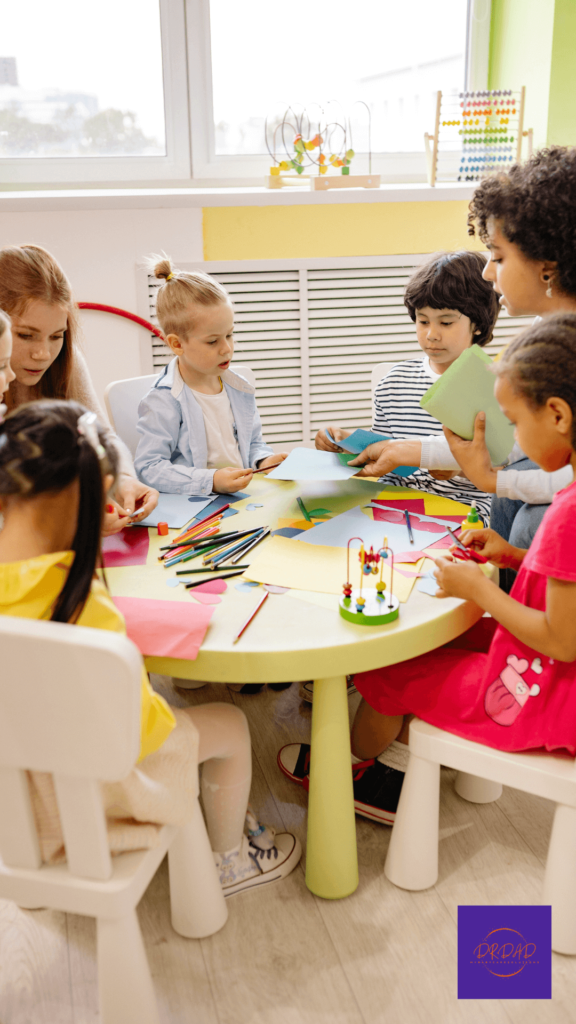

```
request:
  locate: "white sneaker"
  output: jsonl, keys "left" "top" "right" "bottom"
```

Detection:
{"left": 214, "top": 832, "right": 301, "bottom": 897}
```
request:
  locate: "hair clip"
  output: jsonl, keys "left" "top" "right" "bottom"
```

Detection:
{"left": 77, "top": 411, "right": 106, "bottom": 459}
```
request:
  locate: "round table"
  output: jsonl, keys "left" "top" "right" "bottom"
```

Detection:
{"left": 107, "top": 476, "right": 492, "bottom": 900}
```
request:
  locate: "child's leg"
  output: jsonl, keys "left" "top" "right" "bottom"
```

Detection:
{"left": 185, "top": 703, "right": 251, "bottom": 854}
{"left": 351, "top": 700, "right": 405, "bottom": 759}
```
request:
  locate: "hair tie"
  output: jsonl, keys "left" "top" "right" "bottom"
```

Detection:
{"left": 166, "top": 272, "right": 174, "bottom": 281}
{"left": 77, "top": 411, "right": 105, "bottom": 460}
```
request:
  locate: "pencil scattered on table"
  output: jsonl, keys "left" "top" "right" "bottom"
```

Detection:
{"left": 185, "top": 570, "right": 246, "bottom": 589}
{"left": 232, "top": 590, "right": 270, "bottom": 643}
{"left": 404, "top": 509, "right": 414, "bottom": 545}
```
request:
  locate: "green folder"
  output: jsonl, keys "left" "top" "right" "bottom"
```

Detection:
{"left": 419, "top": 346, "right": 515, "bottom": 465}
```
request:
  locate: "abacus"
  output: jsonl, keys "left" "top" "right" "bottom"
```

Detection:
{"left": 424, "top": 86, "right": 533, "bottom": 187}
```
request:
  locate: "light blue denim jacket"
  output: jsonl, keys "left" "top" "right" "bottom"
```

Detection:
{"left": 134, "top": 358, "right": 274, "bottom": 496}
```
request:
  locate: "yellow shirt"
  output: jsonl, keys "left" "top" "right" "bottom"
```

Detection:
{"left": 0, "top": 551, "right": 176, "bottom": 762}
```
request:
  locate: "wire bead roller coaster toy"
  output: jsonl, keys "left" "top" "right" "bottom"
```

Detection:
{"left": 424, "top": 86, "right": 533, "bottom": 187}
{"left": 265, "top": 102, "right": 380, "bottom": 190}
{"left": 339, "top": 536, "right": 400, "bottom": 626}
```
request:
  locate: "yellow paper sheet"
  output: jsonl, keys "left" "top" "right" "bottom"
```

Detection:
{"left": 245, "top": 536, "right": 417, "bottom": 602}
{"left": 422, "top": 494, "right": 472, "bottom": 516}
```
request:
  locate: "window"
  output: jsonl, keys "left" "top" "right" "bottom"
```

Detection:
{"left": 0, "top": 0, "right": 489, "bottom": 187}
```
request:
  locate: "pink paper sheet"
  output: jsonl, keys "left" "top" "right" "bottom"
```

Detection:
{"left": 102, "top": 527, "right": 150, "bottom": 567}
{"left": 373, "top": 497, "right": 427, "bottom": 514}
{"left": 113, "top": 597, "right": 213, "bottom": 659}
{"left": 393, "top": 550, "right": 426, "bottom": 563}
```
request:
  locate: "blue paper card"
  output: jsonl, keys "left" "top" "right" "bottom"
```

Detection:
{"left": 137, "top": 493, "right": 214, "bottom": 528}
{"left": 191, "top": 491, "right": 249, "bottom": 521}
{"left": 458, "top": 905, "right": 551, "bottom": 1000}
{"left": 326, "top": 429, "right": 418, "bottom": 477}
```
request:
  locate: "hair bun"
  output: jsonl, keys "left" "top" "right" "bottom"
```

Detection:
{"left": 153, "top": 257, "right": 175, "bottom": 281}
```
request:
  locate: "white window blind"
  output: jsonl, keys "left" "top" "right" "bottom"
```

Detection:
{"left": 144, "top": 255, "right": 532, "bottom": 446}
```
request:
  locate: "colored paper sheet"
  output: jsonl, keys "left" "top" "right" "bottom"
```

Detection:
{"left": 138, "top": 493, "right": 214, "bottom": 529}
{"left": 113, "top": 597, "right": 213, "bottom": 659}
{"left": 326, "top": 428, "right": 418, "bottom": 477}
{"left": 373, "top": 495, "right": 427, "bottom": 514}
{"left": 191, "top": 491, "right": 250, "bottom": 520}
{"left": 417, "top": 575, "right": 440, "bottom": 597}
{"left": 272, "top": 527, "right": 304, "bottom": 538}
{"left": 102, "top": 527, "right": 150, "bottom": 567}
{"left": 393, "top": 550, "right": 426, "bottom": 563}
{"left": 265, "top": 448, "right": 361, "bottom": 481}
{"left": 422, "top": 494, "right": 476, "bottom": 517}
{"left": 420, "top": 345, "right": 515, "bottom": 464}
{"left": 245, "top": 536, "right": 416, "bottom": 602}
{"left": 365, "top": 504, "right": 458, "bottom": 532}
{"left": 297, "top": 510, "right": 448, "bottom": 553}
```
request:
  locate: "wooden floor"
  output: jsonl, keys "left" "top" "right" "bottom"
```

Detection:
{"left": 1, "top": 677, "right": 575, "bottom": 1024}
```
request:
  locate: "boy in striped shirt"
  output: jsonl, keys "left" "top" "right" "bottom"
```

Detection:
{"left": 316, "top": 250, "right": 500, "bottom": 522}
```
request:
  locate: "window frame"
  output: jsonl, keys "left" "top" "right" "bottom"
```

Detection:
{"left": 0, "top": 0, "right": 191, "bottom": 186}
{"left": 186, "top": 0, "right": 491, "bottom": 185}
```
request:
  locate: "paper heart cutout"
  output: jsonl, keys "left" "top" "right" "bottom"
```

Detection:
{"left": 506, "top": 655, "right": 529, "bottom": 674}
{"left": 189, "top": 592, "right": 222, "bottom": 605}
{"left": 246, "top": 503, "right": 264, "bottom": 511}
{"left": 531, "top": 658, "right": 543, "bottom": 675}
{"left": 193, "top": 579, "right": 228, "bottom": 595}
{"left": 235, "top": 581, "right": 260, "bottom": 593}
{"left": 264, "top": 584, "right": 289, "bottom": 594}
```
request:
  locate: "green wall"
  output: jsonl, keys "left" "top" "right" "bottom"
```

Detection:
{"left": 489, "top": 0, "right": 576, "bottom": 149}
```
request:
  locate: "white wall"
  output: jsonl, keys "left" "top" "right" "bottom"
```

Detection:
{"left": 0, "top": 206, "right": 203, "bottom": 404}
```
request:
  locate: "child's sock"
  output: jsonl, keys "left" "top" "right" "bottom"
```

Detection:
{"left": 376, "top": 740, "right": 409, "bottom": 773}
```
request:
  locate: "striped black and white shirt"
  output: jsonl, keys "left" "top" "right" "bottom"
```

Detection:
{"left": 372, "top": 357, "right": 492, "bottom": 522}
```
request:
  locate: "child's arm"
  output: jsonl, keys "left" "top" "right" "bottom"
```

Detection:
{"left": 247, "top": 402, "right": 279, "bottom": 469}
{"left": 433, "top": 557, "right": 576, "bottom": 662}
{"left": 135, "top": 390, "right": 217, "bottom": 496}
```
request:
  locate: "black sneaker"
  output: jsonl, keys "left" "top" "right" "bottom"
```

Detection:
{"left": 277, "top": 743, "right": 404, "bottom": 825}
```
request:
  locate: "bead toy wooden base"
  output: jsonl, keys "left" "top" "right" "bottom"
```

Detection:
{"left": 310, "top": 174, "right": 381, "bottom": 190}
{"left": 339, "top": 589, "right": 400, "bottom": 626}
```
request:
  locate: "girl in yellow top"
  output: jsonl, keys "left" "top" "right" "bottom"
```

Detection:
{"left": 0, "top": 393, "right": 300, "bottom": 895}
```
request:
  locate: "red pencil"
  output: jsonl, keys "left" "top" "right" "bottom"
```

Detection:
{"left": 232, "top": 590, "right": 269, "bottom": 643}
{"left": 173, "top": 505, "right": 230, "bottom": 543}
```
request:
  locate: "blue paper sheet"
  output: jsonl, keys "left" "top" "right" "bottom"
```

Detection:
{"left": 325, "top": 429, "right": 418, "bottom": 477}
{"left": 190, "top": 491, "right": 249, "bottom": 521}
{"left": 137, "top": 493, "right": 214, "bottom": 528}
{"left": 266, "top": 448, "right": 361, "bottom": 481}
{"left": 296, "top": 510, "right": 448, "bottom": 552}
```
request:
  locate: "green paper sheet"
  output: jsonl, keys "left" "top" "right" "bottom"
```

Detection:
{"left": 419, "top": 346, "right": 515, "bottom": 465}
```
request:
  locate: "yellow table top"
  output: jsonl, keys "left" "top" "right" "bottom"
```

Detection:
{"left": 106, "top": 476, "right": 491, "bottom": 683}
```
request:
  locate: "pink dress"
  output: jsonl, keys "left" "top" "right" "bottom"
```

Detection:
{"left": 354, "top": 478, "right": 576, "bottom": 755}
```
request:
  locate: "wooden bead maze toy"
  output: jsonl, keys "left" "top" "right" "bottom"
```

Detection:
{"left": 424, "top": 86, "right": 533, "bottom": 187}
{"left": 339, "top": 536, "right": 399, "bottom": 625}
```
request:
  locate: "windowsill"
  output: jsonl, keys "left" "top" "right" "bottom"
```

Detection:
{"left": 0, "top": 181, "right": 477, "bottom": 212}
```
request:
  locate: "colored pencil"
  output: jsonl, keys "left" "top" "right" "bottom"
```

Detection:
{"left": 404, "top": 509, "right": 414, "bottom": 545}
{"left": 185, "top": 570, "right": 246, "bottom": 589}
{"left": 160, "top": 518, "right": 223, "bottom": 554}
{"left": 173, "top": 504, "right": 229, "bottom": 543}
{"left": 160, "top": 526, "right": 253, "bottom": 552}
{"left": 251, "top": 458, "right": 284, "bottom": 474}
{"left": 166, "top": 543, "right": 226, "bottom": 568}
{"left": 160, "top": 525, "right": 221, "bottom": 560}
{"left": 205, "top": 529, "right": 264, "bottom": 566}
{"left": 232, "top": 590, "right": 270, "bottom": 643}
{"left": 297, "top": 497, "right": 312, "bottom": 522}
{"left": 176, "top": 564, "right": 250, "bottom": 576}
{"left": 172, "top": 515, "right": 224, "bottom": 545}
{"left": 229, "top": 526, "right": 270, "bottom": 564}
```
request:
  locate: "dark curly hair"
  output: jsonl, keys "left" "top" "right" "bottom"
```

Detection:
{"left": 404, "top": 250, "right": 499, "bottom": 346}
{"left": 496, "top": 312, "right": 576, "bottom": 447}
{"left": 0, "top": 400, "right": 118, "bottom": 623}
{"left": 468, "top": 146, "right": 576, "bottom": 298}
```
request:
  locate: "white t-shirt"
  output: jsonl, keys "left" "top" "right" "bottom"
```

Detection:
{"left": 191, "top": 386, "right": 243, "bottom": 470}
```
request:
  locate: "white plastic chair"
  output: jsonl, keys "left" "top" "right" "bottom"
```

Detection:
{"left": 0, "top": 616, "right": 227, "bottom": 1024}
{"left": 104, "top": 365, "right": 257, "bottom": 457}
{"left": 371, "top": 361, "right": 405, "bottom": 420}
{"left": 385, "top": 718, "right": 576, "bottom": 954}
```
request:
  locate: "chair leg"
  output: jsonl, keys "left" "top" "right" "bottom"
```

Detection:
{"left": 385, "top": 753, "right": 440, "bottom": 890}
{"left": 97, "top": 910, "right": 160, "bottom": 1024}
{"left": 543, "top": 802, "right": 576, "bottom": 955}
{"left": 168, "top": 801, "right": 228, "bottom": 939}
{"left": 454, "top": 771, "right": 503, "bottom": 804}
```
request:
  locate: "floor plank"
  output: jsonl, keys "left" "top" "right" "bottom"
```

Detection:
{"left": 0, "top": 900, "right": 74, "bottom": 1024}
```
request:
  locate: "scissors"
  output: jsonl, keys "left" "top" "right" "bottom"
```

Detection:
{"left": 446, "top": 527, "right": 488, "bottom": 564}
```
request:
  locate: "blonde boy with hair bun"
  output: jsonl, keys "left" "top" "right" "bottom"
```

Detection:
{"left": 135, "top": 257, "right": 286, "bottom": 496}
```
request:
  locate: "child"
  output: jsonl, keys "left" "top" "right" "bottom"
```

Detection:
{"left": 280, "top": 313, "right": 576, "bottom": 822}
{"left": 0, "top": 397, "right": 301, "bottom": 893}
{"left": 135, "top": 257, "right": 286, "bottom": 496}
{"left": 0, "top": 308, "right": 16, "bottom": 419}
{"left": 315, "top": 250, "right": 500, "bottom": 522}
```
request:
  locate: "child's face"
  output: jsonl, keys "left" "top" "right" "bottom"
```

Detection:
{"left": 168, "top": 302, "right": 235, "bottom": 381}
{"left": 415, "top": 306, "right": 476, "bottom": 370}
{"left": 495, "top": 374, "right": 574, "bottom": 473}
{"left": 482, "top": 218, "right": 552, "bottom": 317}
{"left": 10, "top": 300, "right": 68, "bottom": 387}
{"left": 0, "top": 327, "right": 16, "bottom": 399}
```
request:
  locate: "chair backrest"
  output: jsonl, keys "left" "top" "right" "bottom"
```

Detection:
{"left": 0, "top": 616, "right": 143, "bottom": 879}
{"left": 104, "top": 364, "right": 257, "bottom": 458}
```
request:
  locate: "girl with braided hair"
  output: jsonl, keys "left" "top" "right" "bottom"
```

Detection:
{"left": 0, "top": 399, "right": 301, "bottom": 891}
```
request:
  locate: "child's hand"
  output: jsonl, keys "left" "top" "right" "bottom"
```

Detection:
{"left": 458, "top": 527, "right": 526, "bottom": 570}
{"left": 115, "top": 474, "right": 159, "bottom": 524}
{"left": 349, "top": 439, "right": 420, "bottom": 477}
{"left": 257, "top": 453, "right": 288, "bottom": 472}
{"left": 443, "top": 413, "right": 499, "bottom": 493}
{"left": 213, "top": 467, "right": 254, "bottom": 493}
{"left": 315, "top": 427, "right": 352, "bottom": 452}
{"left": 433, "top": 554, "right": 487, "bottom": 601}
{"left": 102, "top": 501, "right": 132, "bottom": 536}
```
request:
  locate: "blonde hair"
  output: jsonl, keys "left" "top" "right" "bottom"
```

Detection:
{"left": 0, "top": 308, "right": 11, "bottom": 339}
{"left": 147, "top": 253, "right": 230, "bottom": 339}
{"left": 0, "top": 244, "right": 78, "bottom": 403}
